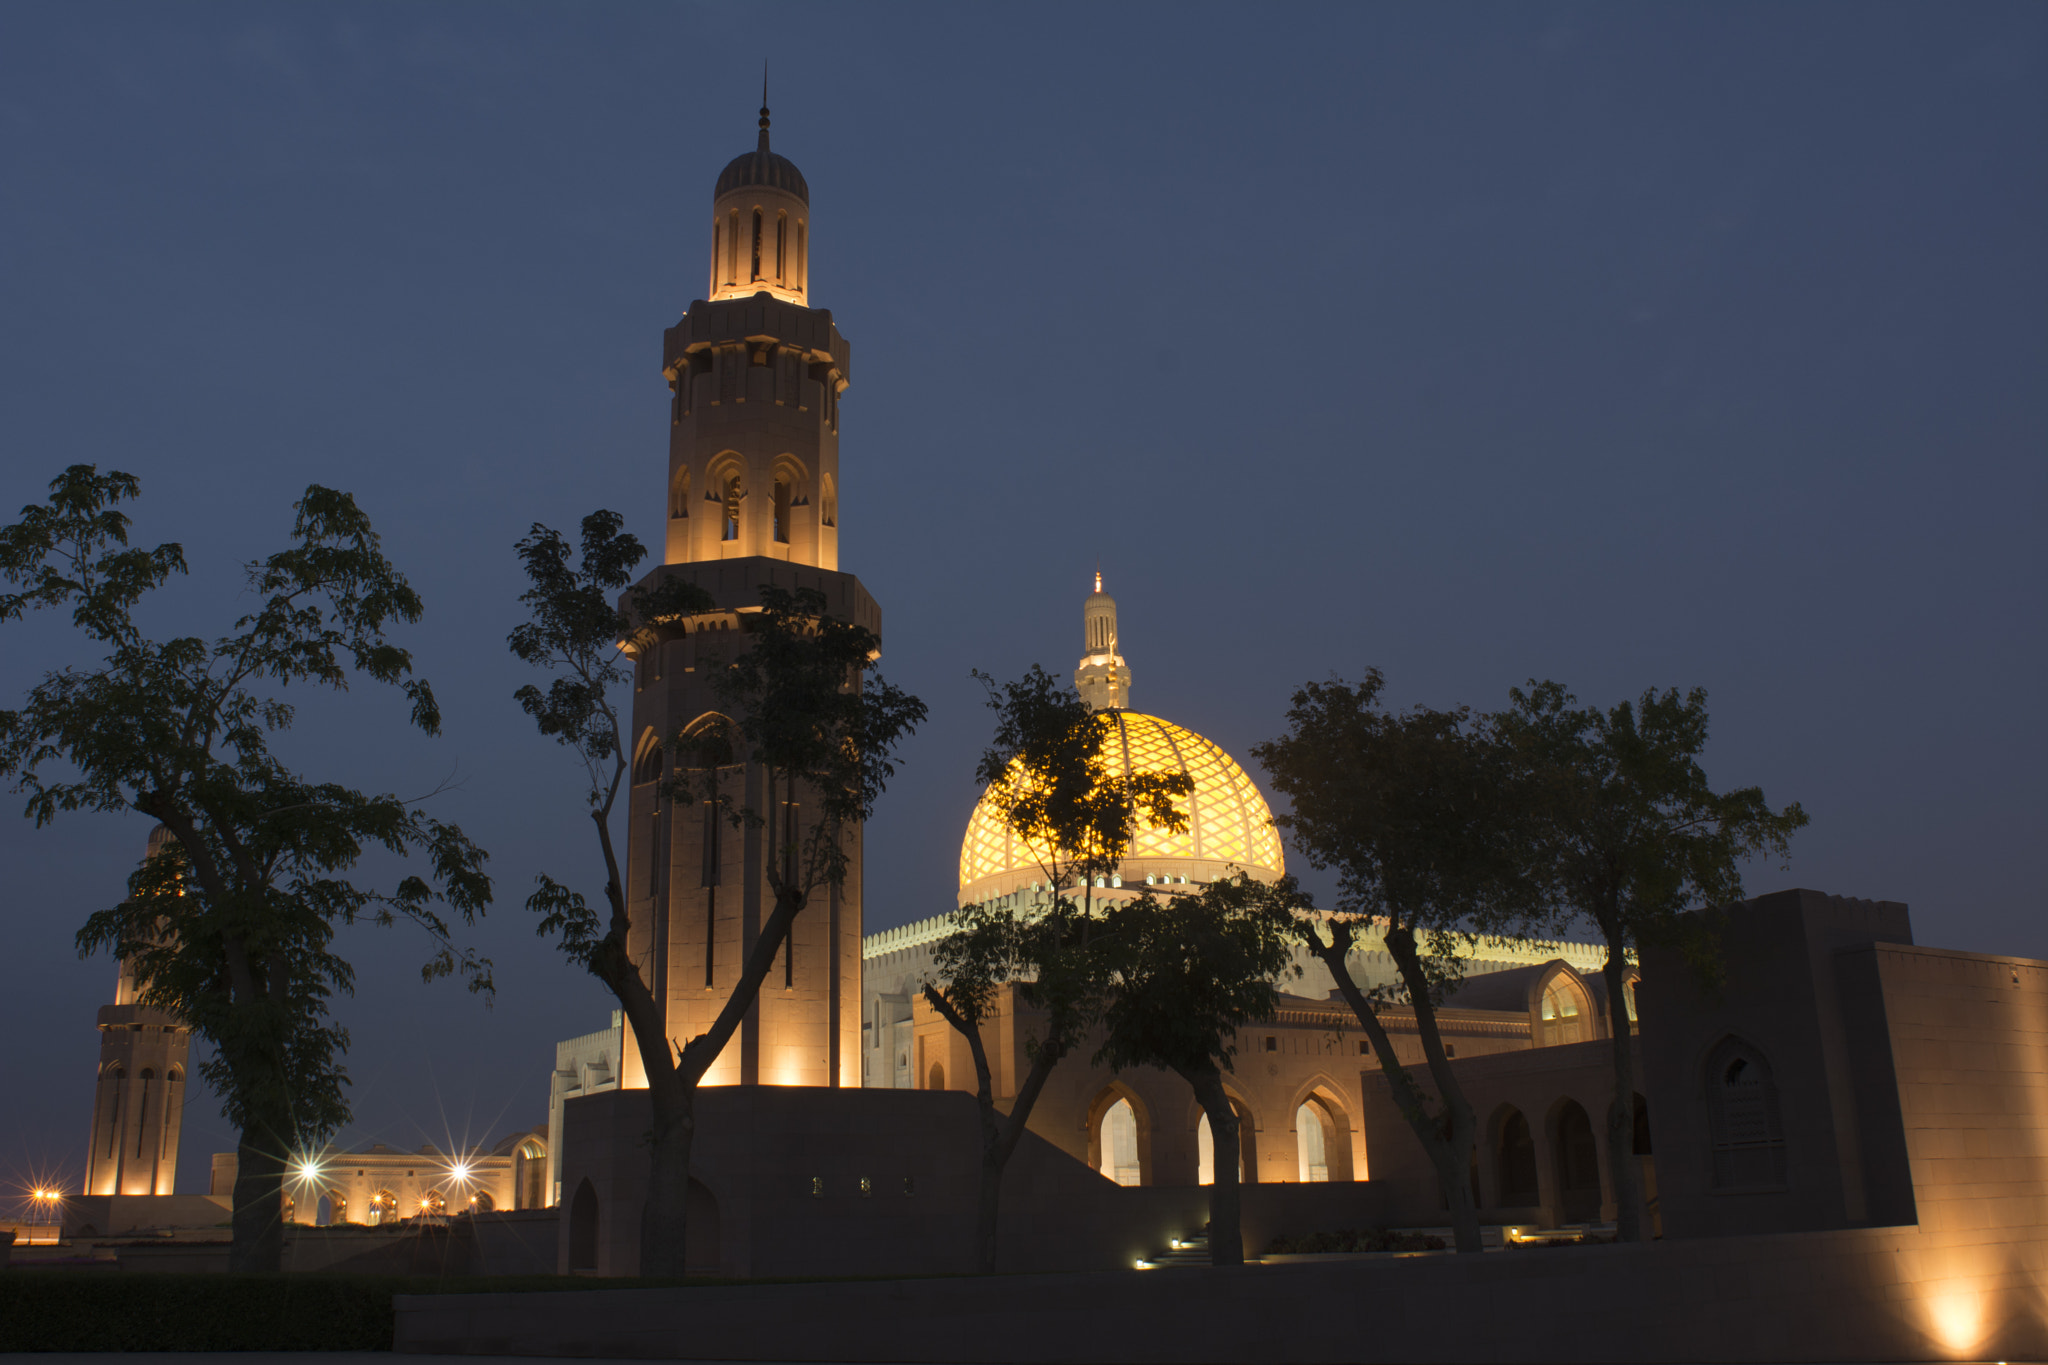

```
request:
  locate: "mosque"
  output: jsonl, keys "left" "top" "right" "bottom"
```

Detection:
{"left": 54, "top": 108, "right": 2048, "bottom": 1360}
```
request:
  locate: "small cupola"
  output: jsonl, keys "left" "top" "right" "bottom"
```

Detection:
{"left": 707, "top": 101, "right": 810, "bottom": 306}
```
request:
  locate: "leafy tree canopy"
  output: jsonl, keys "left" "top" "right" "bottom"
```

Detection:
{"left": 0, "top": 466, "right": 490, "bottom": 1271}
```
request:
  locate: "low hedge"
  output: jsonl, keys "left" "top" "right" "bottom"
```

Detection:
{"left": 0, "top": 1272, "right": 697, "bottom": 1352}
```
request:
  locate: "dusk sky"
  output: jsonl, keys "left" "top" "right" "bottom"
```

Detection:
{"left": 3, "top": 3, "right": 2042, "bottom": 1201}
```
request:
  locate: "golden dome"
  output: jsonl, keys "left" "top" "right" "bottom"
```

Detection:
{"left": 957, "top": 711, "right": 1285, "bottom": 905}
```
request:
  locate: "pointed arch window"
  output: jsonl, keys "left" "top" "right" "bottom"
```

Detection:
{"left": 773, "top": 478, "right": 792, "bottom": 544}
{"left": 722, "top": 475, "right": 742, "bottom": 541}
{"left": 1708, "top": 1040, "right": 1786, "bottom": 1189}
{"left": 751, "top": 209, "right": 763, "bottom": 281}
{"left": 631, "top": 729, "right": 662, "bottom": 786}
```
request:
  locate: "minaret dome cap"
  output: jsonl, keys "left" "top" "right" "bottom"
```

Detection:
{"left": 715, "top": 104, "right": 809, "bottom": 204}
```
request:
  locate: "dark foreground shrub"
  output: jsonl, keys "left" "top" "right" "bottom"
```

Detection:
{"left": 1265, "top": 1226, "right": 1447, "bottom": 1255}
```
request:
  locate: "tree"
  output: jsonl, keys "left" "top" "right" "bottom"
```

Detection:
{"left": 0, "top": 466, "right": 492, "bottom": 1272}
{"left": 1495, "top": 680, "right": 1807, "bottom": 1242}
{"left": 1252, "top": 672, "right": 1538, "bottom": 1255}
{"left": 1094, "top": 874, "right": 1298, "bottom": 1266}
{"left": 921, "top": 666, "right": 1190, "bottom": 1273}
{"left": 511, "top": 516, "right": 925, "bottom": 1276}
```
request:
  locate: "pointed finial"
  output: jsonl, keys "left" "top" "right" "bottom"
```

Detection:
{"left": 1094, "top": 564, "right": 1102, "bottom": 594}
{"left": 758, "top": 62, "right": 771, "bottom": 151}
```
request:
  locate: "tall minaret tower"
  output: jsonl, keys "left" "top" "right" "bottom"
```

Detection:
{"left": 1075, "top": 571, "right": 1131, "bottom": 713}
{"left": 83, "top": 825, "right": 192, "bottom": 1196}
{"left": 619, "top": 100, "right": 870, "bottom": 1090}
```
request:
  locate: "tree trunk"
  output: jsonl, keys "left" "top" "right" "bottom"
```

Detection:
{"left": 974, "top": 1147, "right": 1004, "bottom": 1275}
{"left": 227, "top": 1122, "right": 287, "bottom": 1273}
{"left": 1313, "top": 926, "right": 1486, "bottom": 1253}
{"left": 1601, "top": 949, "right": 1647, "bottom": 1242}
{"left": 639, "top": 1078, "right": 697, "bottom": 1277}
{"left": 1379, "top": 927, "right": 1483, "bottom": 1255}
{"left": 1185, "top": 1066, "right": 1244, "bottom": 1266}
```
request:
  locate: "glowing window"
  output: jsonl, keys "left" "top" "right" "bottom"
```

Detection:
{"left": 1540, "top": 981, "right": 1587, "bottom": 1046}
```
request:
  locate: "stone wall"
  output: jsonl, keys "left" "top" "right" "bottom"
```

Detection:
{"left": 395, "top": 1218, "right": 2048, "bottom": 1362}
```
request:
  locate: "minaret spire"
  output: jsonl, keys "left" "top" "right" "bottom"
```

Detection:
{"left": 1076, "top": 570, "right": 1130, "bottom": 712}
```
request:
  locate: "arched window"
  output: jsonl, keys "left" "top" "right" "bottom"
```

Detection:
{"left": 320, "top": 1191, "right": 347, "bottom": 1225}
{"left": 1497, "top": 1108, "right": 1538, "bottom": 1205}
{"left": 1539, "top": 977, "right": 1589, "bottom": 1046}
{"left": 772, "top": 478, "right": 791, "bottom": 544}
{"left": 1708, "top": 1041, "right": 1786, "bottom": 1188}
{"left": 1097, "top": 1099, "right": 1140, "bottom": 1187}
{"left": 1295, "top": 1103, "right": 1329, "bottom": 1182}
{"left": 1554, "top": 1099, "right": 1602, "bottom": 1221}
{"left": 632, "top": 728, "right": 662, "bottom": 786}
{"left": 568, "top": 1179, "right": 600, "bottom": 1271}
{"left": 368, "top": 1189, "right": 398, "bottom": 1226}
{"left": 722, "top": 475, "right": 742, "bottom": 541}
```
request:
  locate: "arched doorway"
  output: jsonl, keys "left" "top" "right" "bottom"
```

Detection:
{"left": 1196, "top": 1099, "right": 1255, "bottom": 1186}
{"left": 1097, "top": 1099, "right": 1141, "bottom": 1186}
{"left": 927, "top": 1062, "right": 946, "bottom": 1092}
{"left": 1084, "top": 1087, "right": 1150, "bottom": 1184}
{"left": 1497, "top": 1108, "right": 1538, "bottom": 1207}
{"left": 1292, "top": 1089, "right": 1356, "bottom": 1183}
{"left": 367, "top": 1190, "right": 398, "bottom": 1226}
{"left": 1296, "top": 1103, "right": 1328, "bottom": 1182}
{"left": 514, "top": 1140, "right": 546, "bottom": 1210}
{"left": 1554, "top": 1099, "right": 1602, "bottom": 1222}
{"left": 568, "top": 1179, "right": 600, "bottom": 1272}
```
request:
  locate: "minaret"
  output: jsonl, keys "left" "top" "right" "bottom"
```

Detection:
{"left": 1075, "top": 571, "right": 1131, "bottom": 712}
{"left": 619, "top": 101, "right": 870, "bottom": 1090}
{"left": 83, "top": 825, "right": 192, "bottom": 1196}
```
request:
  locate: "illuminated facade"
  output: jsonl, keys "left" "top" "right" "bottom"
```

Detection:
{"left": 209, "top": 1129, "right": 548, "bottom": 1225}
{"left": 82, "top": 825, "right": 191, "bottom": 1198}
{"left": 614, "top": 100, "right": 868, "bottom": 1090}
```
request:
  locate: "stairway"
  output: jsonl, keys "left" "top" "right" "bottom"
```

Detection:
{"left": 1139, "top": 1232, "right": 1210, "bottom": 1268}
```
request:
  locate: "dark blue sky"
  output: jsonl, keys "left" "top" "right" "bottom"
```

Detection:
{"left": 3, "top": 3, "right": 2042, "bottom": 1198}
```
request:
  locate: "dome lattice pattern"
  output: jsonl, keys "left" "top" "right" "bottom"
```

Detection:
{"left": 958, "top": 712, "right": 1284, "bottom": 901}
